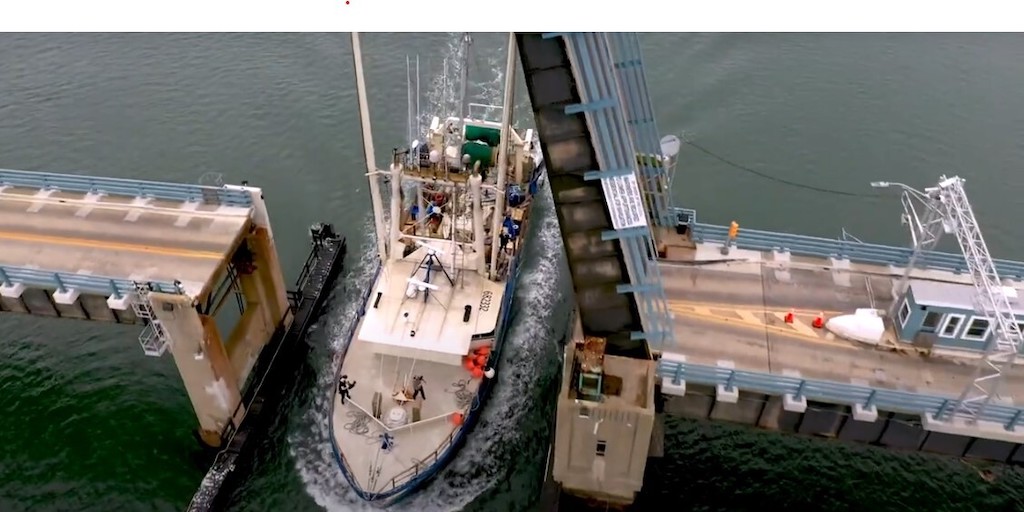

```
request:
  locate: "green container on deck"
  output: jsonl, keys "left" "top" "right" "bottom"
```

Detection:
{"left": 462, "top": 141, "right": 493, "bottom": 168}
{"left": 464, "top": 124, "right": 501, "bottom": 147}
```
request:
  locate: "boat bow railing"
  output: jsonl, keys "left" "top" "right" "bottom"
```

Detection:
{"left": 345, "top": 397, "right": 469, "bottom": 494}
{"left": 466, "top": 102, "right": 503, "bottom": 124}
{"left": 376, "top": 420, "right": 462, "bottom": 493}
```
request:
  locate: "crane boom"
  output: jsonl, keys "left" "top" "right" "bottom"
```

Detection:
{"left": 936, "top": 176, "right": 1023, "bottom": 420}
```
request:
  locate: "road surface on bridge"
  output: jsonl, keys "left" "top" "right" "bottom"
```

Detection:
{"left": 657, "top": 259, "right": 1024, "bottom": 401}
{"left": 0, "top": 184, "right": 250, "bottom": 296}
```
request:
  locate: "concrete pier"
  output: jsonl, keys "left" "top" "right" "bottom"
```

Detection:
{"left": 0, "top": 170, "right": 290, "bottom": 448}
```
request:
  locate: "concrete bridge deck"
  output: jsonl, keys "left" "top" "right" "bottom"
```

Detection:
{"left": 657, "top": 256, "right": 1024, "bottom": 402}
{"left": 654, "top": 235, "right": 1024, "bottom": 455}
{"left": 0, "top": 170, "right": 259, "bottom": 310}
{"left": 0, "top": 183, "right": 251, "bottom": 302}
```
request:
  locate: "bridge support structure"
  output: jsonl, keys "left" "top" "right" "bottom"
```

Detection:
{"left": 519, "top": 32, "right": 675, "bottom": 506}
{"left": 0, "top": 169, "right": 291, "bottom": 448}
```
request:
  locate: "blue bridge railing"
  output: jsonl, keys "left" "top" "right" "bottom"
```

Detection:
{"left": 563, "top": 32, "right": 676, "bottom": 350}
{"left": 0, "top": 265, "right": 183, "bottom": 298}
{"left": 679, "top": 212, "right": 1024, "bottom": 280}
{"left": 607, "top": 32, "right": 675, "bottom": 229}
{"left": 656, "top": 359, "right": 1024, "bottom": 431}
{"left": 0, "top": 168, "right": 254, "bottom": 208}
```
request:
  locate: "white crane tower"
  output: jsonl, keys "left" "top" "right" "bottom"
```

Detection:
{"left": 872, "top": 175, "right": 1023, "bottom": 422}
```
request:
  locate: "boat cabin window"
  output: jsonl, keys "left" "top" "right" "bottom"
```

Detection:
{"left": 921, "top": 311, "right": 942, "bottom": 332}
{"left": 963, "top": 317, "right": 992, "bottom": 341}
{"left": 939, "top": 314, "right": 964, "bottom": 338}
{"left": 596, "top": 440, "right": 607, "bottom": 457}
{"left": 897, "top": 299, "right": 911, "bottom": 328}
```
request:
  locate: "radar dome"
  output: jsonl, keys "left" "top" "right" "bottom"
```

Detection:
{"left": 660, "top": 134, "right": 681, "bottom": 159}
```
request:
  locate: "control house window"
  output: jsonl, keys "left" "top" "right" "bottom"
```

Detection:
{"left": 921, "top": 311, "right": 942, "bottom": 332}
{"left": 963, "top": 317, "right": 992, "bottom": 341}
{"left": 939, "top": 314, "right": 964, "bottom": 338}
{"left": 898, "top": 300, "right": 912, "bottom": 327}
{"left": 596, "top": 440, "right": 607, "bottom": 457}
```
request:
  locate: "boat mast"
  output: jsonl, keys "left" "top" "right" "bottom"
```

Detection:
{"left": 416, "top": 55, "right": 421, "bottom": 139}
{"left": 470, "top": 172, "right": 485, "bottom": 276}
{"left": 458, "top": 33, "right": 472, "bottom": 121}
{"left": 388, "top": 160, "right": 403, "bottom": 262}
{"left": 488, "top": 33, "right": 517, "bottom": 280}
{"left": 407, "top": 56, "right": 414, "bottom": 149}
{"left": 351, "top": 32, "right": 389, "bottom": 263}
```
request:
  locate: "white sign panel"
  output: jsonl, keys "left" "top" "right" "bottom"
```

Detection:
{"left": 601, "top": 173, "right": 648, "bottom": 230}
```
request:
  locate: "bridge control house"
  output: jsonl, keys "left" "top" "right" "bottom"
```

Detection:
{"left": 894, "top": 280, "right": 1024, "bottom": 352}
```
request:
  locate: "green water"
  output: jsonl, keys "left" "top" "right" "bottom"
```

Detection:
{"left": 2, "top": 33, "right": 1024, "bottom": 511}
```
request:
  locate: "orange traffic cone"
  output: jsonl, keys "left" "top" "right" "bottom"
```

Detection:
{"left": 812, "top": 312, "right": 825, "bottom": 329}
{"left": 784, "top": 309, "right": 794, "bottom": 324}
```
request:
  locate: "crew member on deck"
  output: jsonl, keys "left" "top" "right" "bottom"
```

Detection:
{"left": 380, "top": 432, "right": 395, "bottom": 452}
{"left": 500, "top": 215, "right": 520, "bottom": 252}
{"left": 426, "top": 193, "right": 445, "bottom": 234}
{"left": 338, "top": 375, "right": 356, "bottom": 405}
{"left": 412, "top": 375, "right": 426, "bottom": 400}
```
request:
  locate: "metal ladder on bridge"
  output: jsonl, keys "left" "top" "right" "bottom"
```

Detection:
{"left": 132, "top": 283, "right": 172, "bottom": 357}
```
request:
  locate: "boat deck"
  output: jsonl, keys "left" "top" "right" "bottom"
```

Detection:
{"left": 657, "top": 242, "right": 1024, "bottom": 401}
{"left": 357, "top": 246, "right": 504, "bottom": 365}
{"left": 332, "top": 323, "right": 480, "bottom": 494}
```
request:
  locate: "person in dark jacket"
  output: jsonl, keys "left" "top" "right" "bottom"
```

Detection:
{"left": 412, "top": 375, "right": 426, "bottom": 400}
{"left": 338, "top": 375, "right": 356, "bottom": 405}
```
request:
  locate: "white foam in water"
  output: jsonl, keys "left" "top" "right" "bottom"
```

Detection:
{"left": 420, "top": 34, "right": 466, "bottom": 130}
{"left": 289, "top": 34, "right": 571, "bottom": 511}
{"left": 290, "top": 224, "right": 382, "bottom": 512}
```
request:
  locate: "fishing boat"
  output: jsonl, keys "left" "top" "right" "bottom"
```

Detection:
{"left": 330, "top": 33, "right": 544, "bottom": 504}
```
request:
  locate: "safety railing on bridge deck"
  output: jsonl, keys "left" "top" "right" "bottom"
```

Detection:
{"left": 0, "top": 168, "right": 254, "bottom": 208}
{"left": 656, "top": 359, "right": 1024, "bottom": 431}
{"left": 678, "top": 209, "right": 1024, "bottom": 280}
{"left": 606, "top": 33, "right": 675, "bottom": 229}
{"left": 563, "top": 32, "right": 675, "bottom": 349}
{"left": 0, "top": 264, "right": 183, "bottom": 298}
{"left": 673, "top": 207, "right": 698, "bottom": 227}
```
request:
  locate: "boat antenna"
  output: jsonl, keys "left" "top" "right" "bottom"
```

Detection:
{"left": 351, "top": 32, "right": 390, "bottom": 264}
{"left": 450, "top": 183, "right": 458, "bottom": 280}
{"left": 406, "top": 55, "right": 414, "bottom": 153}
{"left": 458, "top": 32, "right": 472, "bottom": 121}
{"left": 487, "top": 32, "right": 517, "bottom": 280}
{"left": 416, "top": 55, "right": 421, "bottom": 141}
